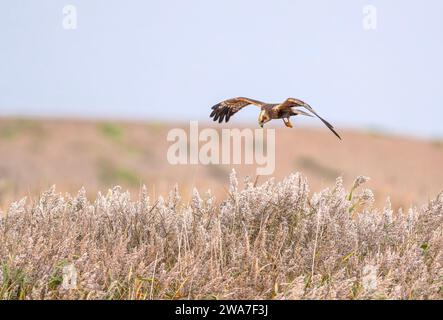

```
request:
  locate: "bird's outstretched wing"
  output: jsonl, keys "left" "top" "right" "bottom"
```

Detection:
{"left": 276, "top": 98, "right": 342, "bottom": 140}
{"left": 210, "top": 97, "right": 265, "bottom": 123}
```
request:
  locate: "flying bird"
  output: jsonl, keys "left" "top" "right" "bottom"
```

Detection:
{"left": 210, "top": 97, "right": 342, "bottom": 140}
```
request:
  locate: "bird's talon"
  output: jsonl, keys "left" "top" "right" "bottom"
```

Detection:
{"left": 284, "top": 119, "right": 293, "bottom": 128}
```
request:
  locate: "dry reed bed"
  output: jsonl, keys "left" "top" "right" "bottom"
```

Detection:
{"left": 0, "top": 171, "right": 442, "bottom": 299}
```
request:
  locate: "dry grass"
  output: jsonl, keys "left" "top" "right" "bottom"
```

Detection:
{"left": 0, "top": 171, "right": 441, "bottom": 300}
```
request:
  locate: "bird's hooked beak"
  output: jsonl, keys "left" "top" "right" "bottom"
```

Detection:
{"left": 258, "top": 121, "right": 263, "bottom": 128}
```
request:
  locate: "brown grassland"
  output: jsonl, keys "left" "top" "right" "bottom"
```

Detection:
{"left": 0, "top": 118, "right": 441, "bottom": 299}
{"left": 0, "top": 117, "right": 442, "bottom": 209}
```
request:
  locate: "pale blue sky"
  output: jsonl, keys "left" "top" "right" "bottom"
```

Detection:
{"left": 1, "top": 0, "right": 442, "bottom": 137}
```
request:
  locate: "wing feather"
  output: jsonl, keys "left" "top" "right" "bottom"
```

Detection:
{"left": 276, "top": 98, "right": 342, "bottom": 140}
{"left": 210, "top": 97, "right": 264, "bottom": 123}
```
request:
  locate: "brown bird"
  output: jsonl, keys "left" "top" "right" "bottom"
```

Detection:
{"left": 210, "top": 97, "right": 341, "bottom": 140}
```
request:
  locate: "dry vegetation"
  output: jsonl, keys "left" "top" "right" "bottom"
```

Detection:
{"left": 0, "top": 171, "right": 441, "bottom": 300}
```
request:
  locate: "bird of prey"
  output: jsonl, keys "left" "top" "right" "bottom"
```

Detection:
{"left": 210, "top": 97, "right": 341, "bottom": 140}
